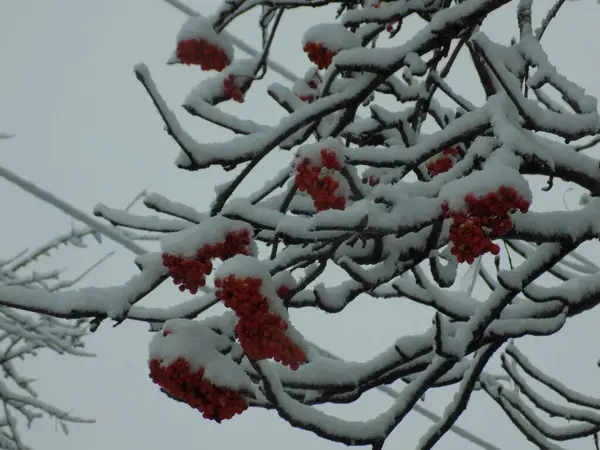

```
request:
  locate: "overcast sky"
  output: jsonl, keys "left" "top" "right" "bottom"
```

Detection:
{"left": 2, "top": 1, "right": 600, "bottom": 449}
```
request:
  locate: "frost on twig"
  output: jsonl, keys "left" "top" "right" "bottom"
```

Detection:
{"left": 0, "top": 228, "right": 106, "bottom": 449}
{"left": 0, "top": 165, "right": 157, "bottom": 448}
{"left": 5, "top": 0, "right": 600, "bottom": 448}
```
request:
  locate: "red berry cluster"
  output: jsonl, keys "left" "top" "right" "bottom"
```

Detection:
{"left": 367, "top": 175, "right": 379, "bottom": 186}
{"left": 176, "top": 38, "right": 231, "bottom": 71}
{"left": 295, "top": 149, "right": 346, "bottom": 211}
{"left": 442, "top": 186, "right": 530, "bottom": 264}
{"left": 149, "top": 357, "right": 248, "bottom": 422}
{"left": 162, "top": 253, "right": 213, "bottom": 294}
{"left": 236, "top": 314, "right": 307, "bottom": 370}
{"left": 298, "top": 94, "right": 315, "bottom": 102}
{"left": 276, "top": 285, "right": 293, "bottom": 300}
{"left": 426, "top": 147, "right": 459, "bottom": 177}
{"left": 303, "top": 42, "right": 336, "bottom": 69}
{"left": 223, "top": 74, "right": 244, "bottom": 103}
{"left": 385, "top": 20, "right": 399, "bottom": 32}
{"left": 215, "top": 275, "right": 307, "bottom": 370}
{"left": 298, "top": 80, "right": 319, "bottom": 103}
{"left": 162, "top": 229, "right": 252, "bottom": 294}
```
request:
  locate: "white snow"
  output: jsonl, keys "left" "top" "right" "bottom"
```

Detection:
{"left": 472, "top": 33, "right": 600, "bottom": 139}
{"left": 438, "top": 165, "right": 532, "bottom": 212}
{"left": 348, "top": 106, "right": 491, "bottom": 167}
{"left": 506, "top": 342, "right": 600, "bottom": 409}
{"left": 498, "top": 243, "right": 566, "bottom": 291}
{"left": 171, "top": 78, "right": 378, "bottom": 167}
{"left": 160, "top": 216, "right": 255, "bottom": 258}
{"left": 512, "top": 200, "right": 600, "bottom": 242}
{"left": 301, "top": 23, "right": 361, "bottom": 52}
{"left": 255, "top": 359, "right": 389, "bottom": 442}
{"left": 149, "top": 318, "right": 254, "bottom": 393}
{"left": 404, "top": 52, "right": 427, "bottom": 76}
{"left": 184, "top": 58, "right": 258, "bottom": 105}
{"left": 222, "top": 198, "right": 286, "bottom": 230}
{"left": 94, "top": 203, "right": 189, "bottom": 232}
{"left": 170, "top": 16, "right": 235, "bottom": 64}
{"left": 526, "top": 268, "right": 600, "bottom": 309}
{"left": 340, "top": 0, "right": 410, "bottom": 27}
{"left": 272, "top": 271, "right": 298, "bottom": 291}
{"left": 0, "top": 252, "right": 168, "bottom": 320}
{"left": 519, "top": 34, "right": 597, "bottom": 114}
{"left": 275, "top": 215, "right": 348, "bottom": 242}
{"left": 294, "top": 137, "right": 347, "bottom": 167}
{"left": 485, "top": 314, "right": 566, "bottom": 338}
{"left": 143, "top": 193, "right": 206, "bottom": 223}
{"left": 309, "top": 200, "right": 370, "bottom": 230}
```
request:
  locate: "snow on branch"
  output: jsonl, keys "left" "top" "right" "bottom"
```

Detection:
{"left": 0, "top": 228, "right": 110, "bottom": 448}
{"left": 479, "top": 341, "right": 600, "bottom": 447}
{"left": 0, "top": 253, "right": 168, "bottom": 321}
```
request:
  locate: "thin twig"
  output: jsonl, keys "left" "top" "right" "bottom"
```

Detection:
{"left": 535, "top": 0, "right": 567, "bottom": 41}
{"left": 0, "top": 165, "right": 147, "bottom": 256}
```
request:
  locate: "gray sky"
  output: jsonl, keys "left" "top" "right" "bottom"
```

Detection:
{"left": 1, "top": 1, "right": 600, "bottom": 449}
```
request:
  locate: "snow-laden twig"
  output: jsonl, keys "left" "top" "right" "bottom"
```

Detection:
{"left": 0, "top": 181, "right": 160, "bottom": 449}
{"left": 0, "top": 166, "right": 147, "bottom": 255}
{"left": 0, "top": 249, "right": 97, "bottom": 448}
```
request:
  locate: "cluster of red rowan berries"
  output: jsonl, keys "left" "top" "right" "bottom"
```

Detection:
{"left": 295, "top": 149, "right": 346, "bottom": 211}
{"left": 162, "top": 229, "right": 252, "bottom": 294}
{"left": 385, "top": 20, "right": 400, "bottom": 32}
{"left": 162, "top": 253, "right": 213, "bottom": 295}
{"left": 276, "top": 284, "right": 293, "bottom": 300}
{"left": 426, "top": 147, "right": 459, "bottom": 177}
{"left": 215, "top": 275, "right": 307, "bottom": 370}
{"left": 149, "top": 356, "right": 248, "bottom": 422}
{"left": 176, "top": 38, "right": 231, "bottom": 71}
{"left": 442, "top": 186, "right": 530, "bottom": 264}
{"left": 367, "top": 175, "right": 379, "bottom": 186}
{"left": 298, "top": 94, "right": 315, "bottom": 102}
{"left": 303, "top": 42, "right": 337, "bottom": 69}
{"left": 298, "top": 80, "right": 319, "bottom": 103}
{"left": 223, "top": 74, "right": 245, "bottom": 103}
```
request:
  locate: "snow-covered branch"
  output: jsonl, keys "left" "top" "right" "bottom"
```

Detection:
{"left": 0, "top": 229, "right": 105, "bottom": 449}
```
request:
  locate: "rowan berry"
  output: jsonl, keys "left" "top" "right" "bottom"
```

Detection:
{"left": 214, "top": 274, "right": 307, "bottom": 370}
{"left": 149, "top": 358, "right": 248, "bottom": 422}
{"left": 223, "top": 74, "right": 244, "bottom": 103}
{"left": 162, "top": 229, "right": 253, "bottom": 293}
{"left": 162, "top": 253, "right": 212, "bottom": 294}
{"left": 303, "top": 41, "right": 336, "bottom": 69}
{"left": 443, "top": 186, "right": 530, "bottom": 264}
{"left": 426, "top": 147, "right": 460, "bottom": 177}
{"left": 235, "top": 315, "right": 307, "bottom": 370}
{"left": 294, "top": 149, "right": 346, "bottom": 211}
{"left": 176, "top": 38, "right": 231, "bottom": 71}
